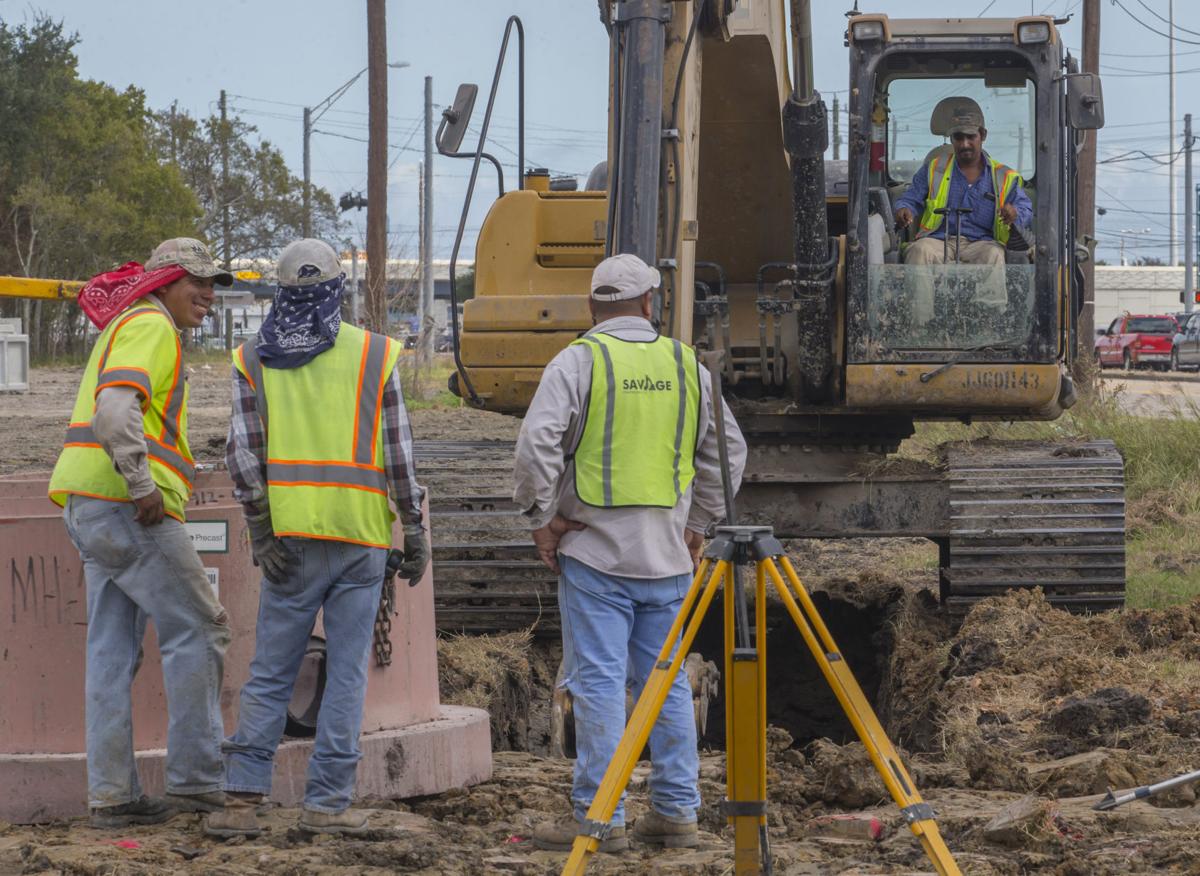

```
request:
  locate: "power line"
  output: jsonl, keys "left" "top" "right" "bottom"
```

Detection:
{"left": 1134, "top": 0, "right": 1200, "bottom": 39}
{"left": 1111, "top": 0, "right": 1200, "bottom": 45}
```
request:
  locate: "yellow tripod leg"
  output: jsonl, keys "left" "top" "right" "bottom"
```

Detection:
{"left": 763, "top": 556, "right": 962, "bottom": 876}
{"left": 561, "top": 558, "right": 726, "bottom": 876}
{"left": 724, "top": 565, "right": 766, "bottom": 875}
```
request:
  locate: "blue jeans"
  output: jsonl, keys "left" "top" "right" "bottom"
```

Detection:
{"left": 63, "top": 496, "right": 230, "bottom": 808}
{"left": 559, "top": 555, "right": 700, "bottom": 827}
{"left": 223, "top": 538, "right": 386, "bottom": 813}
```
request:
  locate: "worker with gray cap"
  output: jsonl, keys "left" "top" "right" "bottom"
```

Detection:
{"left": 893, "top": 103, "right": 1033, "bottom": 322}
{"left": 49, "top": 237, "right": 233, "bottom": 827}
{"left": 514, "top": 252, "right": 746, "bottom": 853}
{"left": 207, "top": 238, "right": 428, "bottom": 838}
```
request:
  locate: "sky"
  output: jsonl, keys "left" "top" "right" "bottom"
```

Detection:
{"left": 6, "top": 0, "right": 1196, "bottom": 265}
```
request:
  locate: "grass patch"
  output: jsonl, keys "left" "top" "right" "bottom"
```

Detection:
{"left": 899, "top": 384, "right": 1200, "bottom": 610}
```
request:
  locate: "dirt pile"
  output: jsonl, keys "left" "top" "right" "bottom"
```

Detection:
{"left": 886, "top": 588, "right": 1200, "bottom": 801}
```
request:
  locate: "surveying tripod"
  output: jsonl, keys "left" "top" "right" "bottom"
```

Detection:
{"left": 560, "top": 524, "right": 961, "bottom": 876}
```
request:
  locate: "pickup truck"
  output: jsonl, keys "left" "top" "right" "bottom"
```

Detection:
{"left": 1095, "top": 313, "right": 1179, "bottom": 371}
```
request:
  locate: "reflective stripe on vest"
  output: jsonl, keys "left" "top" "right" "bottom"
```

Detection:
{"left": 48, "top": 303, "right": 194, "bottom": 520}
{"left": 916, "top": 155, "right": 1022, "bottom": 245}
{"left": 235, "top": 324, "right": 403, "bottom": 547}
{"left": 569, "top": 332, "right": 701, "bottom": 509}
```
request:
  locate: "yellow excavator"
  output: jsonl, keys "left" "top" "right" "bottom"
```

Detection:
{"left": 435, "top": 1, "right": 1121, "bottom": 616}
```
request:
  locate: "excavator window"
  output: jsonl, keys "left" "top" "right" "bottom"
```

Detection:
{"left": 865, "top": 72, "right": 1039, "bottom": 353}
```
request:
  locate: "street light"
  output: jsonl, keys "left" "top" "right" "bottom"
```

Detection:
{"left": 303, "top": 61, "right": 410, "bottom": 237}
{"left": 1119, "top": 227, "right": 1152, "bottom": 267}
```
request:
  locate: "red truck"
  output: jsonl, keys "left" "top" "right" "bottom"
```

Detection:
{"left": 1094, "top": 313, "right": 1180, "bottom": 371}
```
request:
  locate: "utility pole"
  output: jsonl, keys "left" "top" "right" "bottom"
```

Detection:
{"left": 1170, "top": 0, "right": 1177, "bottom": 266}
{"left": 1017, "top": 124, "right": 1025, "bottom": 174}
{"left": 1185, "top": 113, "right": 1194, "bottom": 312}
{"left": 302, "top": 107, "right": 312, "bottom": 239}
{"left": 418, "top": 161, "right": 426, "bottom": 346}
{"left": 832, "top": 94, "right": 840, "bottom": 161}
{"left": 365, "top": 0, "right": 388, "bottom": 334}
{"left": 219, "top": 90, "right": 233, "bottom": 351}
{"left": 350, "top": 244, "right": 361, "bottom": 325}
{"left": 420, "top": 74, "right": 435, "bottom": 365}
{"left": 890, "top": 114, "right": 898, "bottom": 162}
{"left": 1075, "top": 0, "right": 1100, "bottom": 383}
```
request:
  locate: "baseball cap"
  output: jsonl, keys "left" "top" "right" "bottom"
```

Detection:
{"left": 947, "top": 106, "right": 985, "bottom": 137}
{"left": 276, "top": 239, "right": 343, "bottom": 287}
{"left": 590, "top": 253, "right": 660, "bottom": 301}
{"left": 146, "top": 237, "right": 233, "bottom": 286}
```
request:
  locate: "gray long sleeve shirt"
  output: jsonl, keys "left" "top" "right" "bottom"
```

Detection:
{"left": 513, "top": 315, "right": 747, "bottom": 579}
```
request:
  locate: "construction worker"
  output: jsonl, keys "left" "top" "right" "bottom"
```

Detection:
{"left": 48, "top": 238, "right": 234, "bottom": 828}
{"left": 515, "top": 253, "right": 746, "bottom": 853}
{"left": 894, "top": 105, "right": 1033, "bottom": 322}
{"left": 205, "top": 239, "right": 428, "bottom": 838}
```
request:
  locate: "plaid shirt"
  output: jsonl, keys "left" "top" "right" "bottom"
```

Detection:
{"left": 226, "top": 361, "right": 424, "bottom": 525}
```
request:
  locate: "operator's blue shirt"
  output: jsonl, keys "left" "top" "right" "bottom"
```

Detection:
{"left": 894, "top": 150, "right": 1033, "bottom": 242}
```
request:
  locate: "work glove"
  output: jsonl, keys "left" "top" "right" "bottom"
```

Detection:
{"left": 396, "top": 521, "right": 430, "bottom": 583}
{"left": 246, "top": 510, "right": 298, "bottom": 586}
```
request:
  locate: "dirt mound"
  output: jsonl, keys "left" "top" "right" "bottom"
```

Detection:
{"left": 885, "top": 589, "right": 1200, "bottom": 799}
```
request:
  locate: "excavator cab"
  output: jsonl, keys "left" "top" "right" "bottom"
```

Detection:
{"left": 842, "top": 14, "right": 1104, "bottom": 420}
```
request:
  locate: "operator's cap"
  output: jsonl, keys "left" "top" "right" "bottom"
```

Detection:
{"left": 146, "top": 237, "right": 233, "bottom": 286}
{"left": 590, "top": 253, "right": 660, "bottom": 301}
{"left": 276, "top": 238, "right": 343, "bottom": 287}
{"left": 947, "top": 106, "right": 985, "bottom": 137}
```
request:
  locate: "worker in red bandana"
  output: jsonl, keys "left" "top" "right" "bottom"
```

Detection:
{"left": 49, "top": 238, "right": 234, "bottom": 828}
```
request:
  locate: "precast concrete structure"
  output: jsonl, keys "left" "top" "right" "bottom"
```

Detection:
{"left": 0, "top": 471, "right": 491, "bottom": 823}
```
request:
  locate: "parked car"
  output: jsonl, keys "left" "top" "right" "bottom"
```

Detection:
{"left": 1171, "top": 312, "right": 1200, "bottom": 371}
{"left": 1094, "top": 313, "right": 1180, "bottom": 371}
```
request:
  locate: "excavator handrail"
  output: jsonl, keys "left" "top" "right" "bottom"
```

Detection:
{"left": 445, "top": 14, "right": 525, "bottom": 407}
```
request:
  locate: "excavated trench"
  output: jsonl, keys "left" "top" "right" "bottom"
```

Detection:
{"left": 688, "top": 587, "right": 905, "bottom": 749}
{"left": 482, "top": 584, "right": 910, "bottom": 757}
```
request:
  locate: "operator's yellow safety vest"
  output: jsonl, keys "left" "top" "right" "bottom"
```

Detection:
{"left": 569, "top": 332, "right": 701, "bottom": 508}
{"left": 49, "top": 301, "right": 195, "bottom": 522}
{"left": 233, "top": 323, "right": 403, "bottom": 548}
{"left": 917, "top": 154, "right": 1023, "bottom": 245}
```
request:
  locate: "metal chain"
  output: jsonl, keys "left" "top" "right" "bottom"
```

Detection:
{"left": 373, "top": 573, "right": 396, "bottom": 666}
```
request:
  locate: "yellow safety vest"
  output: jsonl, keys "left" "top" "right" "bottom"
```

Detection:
{"left": 569, "top": 332, "right": 701, "bottom": 508}
{"left": 233, "top": 323, "right": 403, "bottom": 548}
{"left": 49, "top": 301, "right": 194, "bottom": 521}
{"left": 917, "top": 154, "right": 1023, "bottom": 245}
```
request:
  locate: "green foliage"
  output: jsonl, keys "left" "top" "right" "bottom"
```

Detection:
{"left": 454, "top": 263, "right": 476, "bottom": 301}
{"left": 151, "top": 108, "right": 342, "bottom": 261}
{"left": 0, "top": 16, "right": 199, "bottom": 280}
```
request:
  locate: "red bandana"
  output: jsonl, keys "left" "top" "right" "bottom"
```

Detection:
{"left": 78, "top": 261, "right": 187, "bottom": 329}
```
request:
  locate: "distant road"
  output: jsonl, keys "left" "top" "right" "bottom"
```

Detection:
{"left": 1100, "top": 373, "right": 1200, "bottom": 417}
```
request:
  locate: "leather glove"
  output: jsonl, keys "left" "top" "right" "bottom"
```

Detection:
{"left": 245, "top": 510, "right": 298, "bottom": 586}
{"left": 396, "top": 521, "right": 430, "bottom": 583}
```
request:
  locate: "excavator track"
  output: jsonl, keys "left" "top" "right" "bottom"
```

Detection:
{"left": 941, "top": 440, "right": 1126, "bottom": 613}
{"left": 415, "top": 441, "right": 560, "bottom": 636}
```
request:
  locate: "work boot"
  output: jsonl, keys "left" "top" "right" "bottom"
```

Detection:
{"left": 89, "top": 795, "right": 173, "bottom": 829}
{"left": 202, "top": 793, "right": 263, "bottom": 839}
{"left": 631, "top": 810, "right": 699, "bottom": 848}
{"left": 298, "top": 807, "right": 371, "bottom": 835}
{"left": 532, "top": 816, "right": 628, "bottom": 853}
{"left": 166, "top": 790, "right": 226, "bottom": 813}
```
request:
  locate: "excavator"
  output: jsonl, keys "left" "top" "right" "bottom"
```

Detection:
{"left": 433, "top": 1, "right": 1122, "bottom": 623}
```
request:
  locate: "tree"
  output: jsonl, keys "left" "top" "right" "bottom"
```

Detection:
{"left": 0, "top": 15, "right": 202, "bottom": 360}
{"left": 151, "top": 108, "right": 342, "bottom": 263}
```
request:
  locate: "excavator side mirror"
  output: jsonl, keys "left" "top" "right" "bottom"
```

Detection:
{"left": 1066, "top": 73, "right": 1104, "bottom": 131}
{"left": 437, "top": 83, "right": 479, "bottom": 155}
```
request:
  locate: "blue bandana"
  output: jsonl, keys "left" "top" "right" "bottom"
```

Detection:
{"left": 256, "top": 272, "right": 344, "bottom": 369}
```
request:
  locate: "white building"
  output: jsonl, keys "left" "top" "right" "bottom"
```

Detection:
{"left": 1094, "top": 266, "right": 1193, "bottom": 329}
